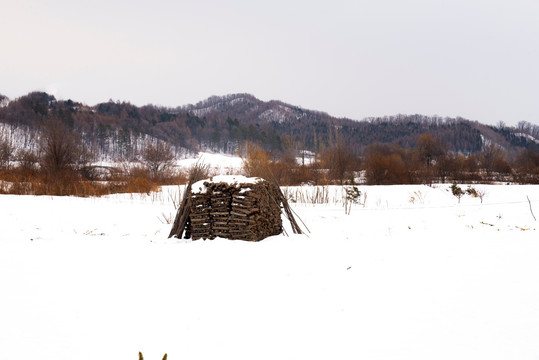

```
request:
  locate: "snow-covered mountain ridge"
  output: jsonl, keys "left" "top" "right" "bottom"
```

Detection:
{"left": 1, "top": 91, "right": 538, "bottom": 157}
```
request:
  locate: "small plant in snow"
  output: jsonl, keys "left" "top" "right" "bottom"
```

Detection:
{"left": 282, "top": 188, "right": 297, "bottom": 203}
{"left": 344, "top": 185, "right": 361, "bottom": 214}
{"left": 409, "top": 190, "right": 426, "bottom": 204}
{"left": 450, "top": 183, "right": 465, "bottom": 203}
{"left": 139, "top": 352, "right": 167, "bottom": 360}
{"left": 168, "top": 187, "right": 181, "bottom": 209}
{"left": 466, "top": 185, "right": 487, "bottom": 203}
{"left": 476, "top": 188, "right": 487, "bottom": 203}
{"left": 465, "top": 185, "right": 478, "bottom": 197}
{"left": 157, "top": 212, "right": 174, "bottom": 224}
{"left": 345, "top": 185, "right": 361, "bottom": 203}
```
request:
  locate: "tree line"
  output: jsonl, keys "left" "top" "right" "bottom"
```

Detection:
{"left": 241, "top": 133, "right": 539, "bottom": 186}
{"left": 2, "top": 91, "right": 538, "bottom": 158}
{"left": 1, "top": 91, "right": 538, "bottom": 194}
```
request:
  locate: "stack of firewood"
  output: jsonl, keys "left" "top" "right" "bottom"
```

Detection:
{"left": 183, "top": 178, "right": 282, "bottom": 241}
{"left": 169, "top": 168, "right": 306, "bottom": 241}
{"left": 184, "top": 193, "right": 211, "bottom": 240}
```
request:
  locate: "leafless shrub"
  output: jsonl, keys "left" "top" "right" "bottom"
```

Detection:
{"left": 320, "top": 143, "right": 359, "bottom": 185}
{"left": 157, "top": 212, "right": 174, "bottom": 224}
{"left": 140, "top": 139, "right": 176, "bottom": 180}
{"left": 39, "top": 118, "right": 80, "bottom": 177}
{"left": 16, "top": 149, "right": 39, "bottom": 171}
{"left": 282, "top": 186, "right": 330, "bottom": 205}
{"left": 364, "top": 144, "right": 412, "bottom": 185}
{"left": 466, "top": 185, "right": 487, "bottom": 203}
{"left": 241, "top": 142, "right": 271, "bottom": 178}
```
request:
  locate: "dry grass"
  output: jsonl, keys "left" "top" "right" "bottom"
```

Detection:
{"left": 0, "top": 165, "right": 185, "bottom": 197}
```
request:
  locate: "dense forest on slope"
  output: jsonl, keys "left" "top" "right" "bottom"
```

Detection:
{"left": 1, "top": 91, "right": 539, "bottom": 195}
{"left": 1, "top": 91, "right": 538, "bottom": 160}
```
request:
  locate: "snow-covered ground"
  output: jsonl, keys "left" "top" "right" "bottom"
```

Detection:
{"left": 176, "top": 152, "right": 243, "bottom": 175}
{"left": 1, "top": 183, "right": 538, "bottom": 360}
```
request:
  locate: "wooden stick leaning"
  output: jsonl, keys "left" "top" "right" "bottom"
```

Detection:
{"left": 168, "top": 162, "right": 209, "bottom": 238}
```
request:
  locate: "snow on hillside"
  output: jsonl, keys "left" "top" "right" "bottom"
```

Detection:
{"left": 516, "top": 132, "right": 539, "bottom": 144}
{"left": 187, "top": 95, "right": 254, "bottom": 118}
{"left": 0, "top": 184, "right": 538, "bottom": 360}
{"left": 0, "top": 122, "right": 40, "bottom": 152}
{"left": 258, "top": 104, "right": 306, "bottom": 123}
{"left": 176, "top": 151, "right": 243, "bottom": 174}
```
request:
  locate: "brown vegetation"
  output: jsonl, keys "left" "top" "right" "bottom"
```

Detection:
{"left": 3, "top": 90, "right": 538, "bottom": 196}
{"left": 140, "top": 139, "right": 176, "bottom": 181}
{"left": 364, "top": 144, "right": 413, "bottom": 185}
{"left": 360, "top": 134, "right": 539, "bottom": 185}
{"left": 320, "top": 142, "right": 359, "bottom": 185}
{"left": 1, "top": 129, "right": 539, "bottom": 198}
{"left": 0, "top": 131, "right": 186, "bottom": 196}
{"left": 238, "top": 134, "right": 539, "bottom": 186}
{"left": 3, "top": 91, "right": 539, "bottom": 164}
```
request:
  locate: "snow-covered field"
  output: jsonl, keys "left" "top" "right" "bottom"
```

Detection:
{"left": 176, "top": 152, "right": 244, "bottom": 175}
{"left": 1, "top": 181, "right": 538, "bottom": 360}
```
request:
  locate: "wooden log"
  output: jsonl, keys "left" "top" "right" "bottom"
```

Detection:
{"left": 212, "top": 226, "right": 230, "bottom": 231}
{"left": 190, "top": 218, "right": 210, "bottom": 224}
{"left": 230, "top": 211, "right": 248, "bottom": 217}
{"left": 191, "top": 213, "right": 210, "bottom": 218}
{"left": 232, "top": 197, "right": 257, "bottom": 204}
{"left": 168, "top": 193, "right": 191, "bottom": 239}
{"left": 234, "top": 192, "right": 261, "bottom": 199}
{"left": 231, "top": 207, "right": 259, "bottom": 214}
{"left": 228, "top": 219, "right": 255, "bottom": 224}
{"left": 209, "top": 211, "right": 230, "bottom": 216}
{"left": 213, "top": 232, "right": 229, "bottom": 237}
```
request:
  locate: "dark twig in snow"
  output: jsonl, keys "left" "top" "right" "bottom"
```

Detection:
{"left": 527, "top": 196, "right": 536, "bottom": 221}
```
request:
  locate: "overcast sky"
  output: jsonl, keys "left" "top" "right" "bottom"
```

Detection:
{"left": 2, "top": 0, "right": 538, "bottom": 125}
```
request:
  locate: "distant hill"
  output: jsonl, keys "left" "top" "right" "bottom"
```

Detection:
{"left": 182, "top": 93, "right": 539, "bottom": 155}
{"left": 1, "top": 91, "right": 538, "bottom": 159}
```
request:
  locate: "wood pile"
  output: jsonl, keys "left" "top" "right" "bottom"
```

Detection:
{"left": 179, "top": 176, "right": 283, "bottom": 241}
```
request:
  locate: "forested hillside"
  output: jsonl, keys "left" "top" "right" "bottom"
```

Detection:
{"left": 1, "top": 91, "right": 538, "bottom": 159}
{"left": 1, "top": 91, "right": 539, "bottom": 195}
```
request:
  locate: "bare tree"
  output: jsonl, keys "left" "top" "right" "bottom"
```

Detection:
{"left": 515, "top": 149, "right": 539, "bottom": 172}
{"left": 0, "top": 94, "right": 8, "bottom": 107}
{"left": 517, "top": 121, "right": 532, "bottom": 134}
{"left": 140, "top": 139, "right": 175, "bottom": 180}
{"left": 0, "top": 138, "right": 13, "bottom": 169}
{"left": 450, "top": 183, "right": 465, "bottom": 204}
{"left": 476, "top": 188, "right": 487, "bottom": 203}
{"left": 480, "top": 144, "right": 509, "bottom": 176}
{"left": 320, "top": 143, "right": 358, "bottom": 184}
{"left": 364, "top": 144, "right": 412, "bottom": 185}
{"left": 416, "top": 133, "right": 446, "bottom": 167}
{"left": 39, "top": 118, "right": 81, "bottom": 180}
{"left": 320, "top": 125, "right": 358, "bottom": 185}
{"left": 16, "top": 148, "right": 39, "bottom": 172}
{"left": 241, "top": 141, "right": 271, "bottom": 178}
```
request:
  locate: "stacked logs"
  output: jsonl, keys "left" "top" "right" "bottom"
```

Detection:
{"left": 184, "top": 178, "right": 283, "bottom": 241}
